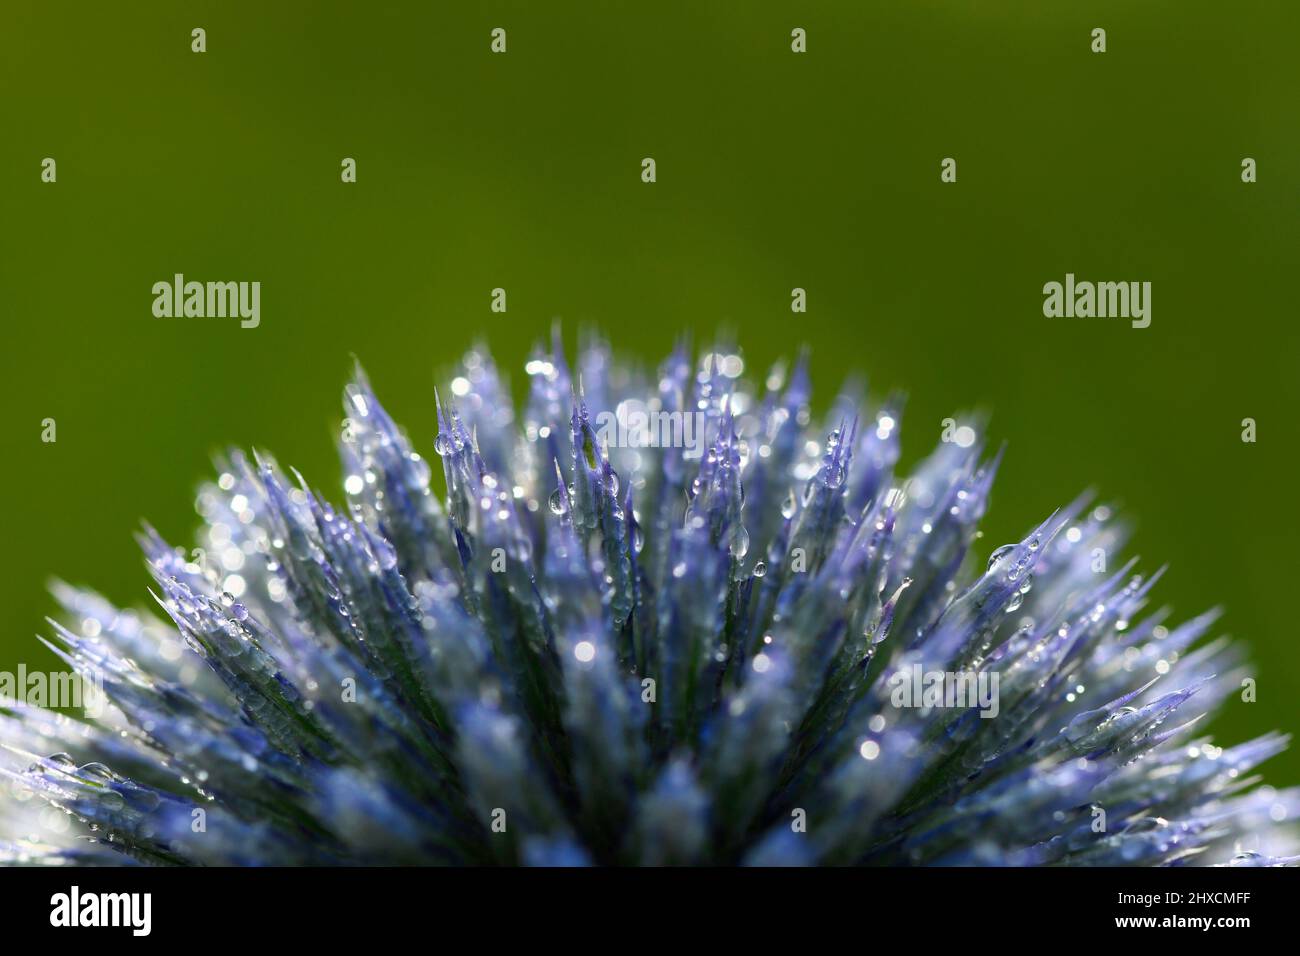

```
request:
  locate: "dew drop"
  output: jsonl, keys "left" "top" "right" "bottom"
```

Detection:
{"left": 781, "top": 490, "right": 797, "bottom": 519}
{"left": 729, "top": 526, "right": 750, "bottom": 560}
{"left": 986, "top": 544, "right": 1016, "bottom": 571}
{"left": 79, "top": 762, "right": 122, "bottom": 783}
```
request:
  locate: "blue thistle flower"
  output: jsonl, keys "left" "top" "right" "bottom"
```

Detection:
{"left": 2, "top": 337, "right": 1295, "bottom": 866}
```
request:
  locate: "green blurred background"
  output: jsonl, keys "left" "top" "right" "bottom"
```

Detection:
{"left": 2, "top": 1, "right": 1296, "bottom": 780}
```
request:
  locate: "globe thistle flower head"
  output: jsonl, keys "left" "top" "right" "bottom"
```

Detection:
{"left": 1, "top": 335, "right": 1296, "bottom": 867}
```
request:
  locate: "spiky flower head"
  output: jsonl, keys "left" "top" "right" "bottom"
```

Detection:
{"left": 2, "top": 335, "right": 1295, "bottom": 866}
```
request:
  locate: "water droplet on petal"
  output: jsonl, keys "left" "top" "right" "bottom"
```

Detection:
{"left": 781, "top": 490, "right": 797, "bottom": 520}
{"left": 987, "top": 544, "right": 1016, "bottom": 571}
{"left": 730, "top": 526, "right": 750, "bottom": 559}
{"left": 79, "top": 762, "right": 122, "bottom": 783}
{"left": 548, "top": 488, "right": 568, "bottom": 516}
